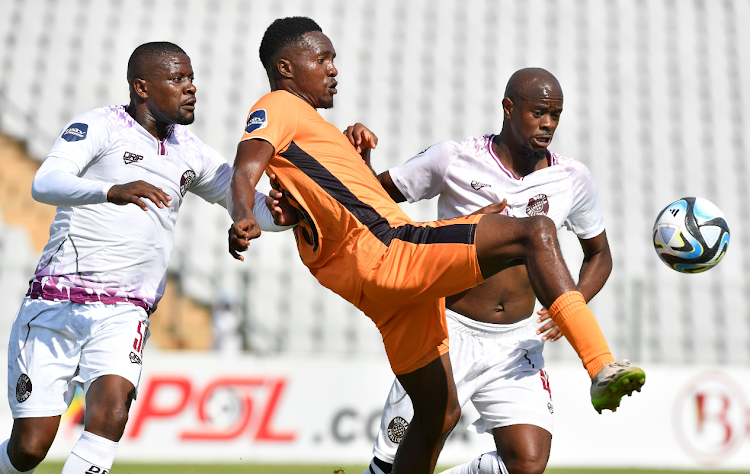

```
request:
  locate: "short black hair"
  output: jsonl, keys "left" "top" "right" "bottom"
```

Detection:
{"left": 259, "top": 17, "right": 322, "bottom": 72}
{"left": 127, "top": 41, "right": 186, "bottom": 84}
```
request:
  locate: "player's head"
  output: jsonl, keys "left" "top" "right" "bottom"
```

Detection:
{"left": 127, "top": 42, "right": 196, "bottom": 125}
{"left": 501, "top": 68, "right": 563, "bottom": 162}
{"left": 259, "top": 17, "right": 338, "bottom": 109}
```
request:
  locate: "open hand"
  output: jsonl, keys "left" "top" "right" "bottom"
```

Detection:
{"left": 107, "top": 180, "right": 172, "bottom": 211}
{"left": 343, "top": 123, "right": 378, "bottom": 153}
{"left": 536, "top": 308, "right": 563, "bottom": 342}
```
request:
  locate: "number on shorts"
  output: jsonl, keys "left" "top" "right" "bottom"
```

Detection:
{"left": 133, "top": 321, "right": 145, "bottom": 354}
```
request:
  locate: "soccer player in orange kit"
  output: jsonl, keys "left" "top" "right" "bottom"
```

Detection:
{"left": 227, "top": 17, "right": 644, "bottom": 474}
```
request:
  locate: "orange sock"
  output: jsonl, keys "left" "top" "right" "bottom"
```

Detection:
{"left": 548, "top": 291, "right": 615, "bottom": 378}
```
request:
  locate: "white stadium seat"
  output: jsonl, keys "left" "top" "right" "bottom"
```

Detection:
{"left": 1, "top": 0, "right": 749, "bottom": 364}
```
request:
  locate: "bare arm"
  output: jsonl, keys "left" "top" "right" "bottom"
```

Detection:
{"left": 577, "top": 230, "right": 613, "bottom": 302}
{"left": 227, "top": 139, "right": 275, "bottom": 261}
{"left": 376, "top": 170, "right": 406, "bottom": 203}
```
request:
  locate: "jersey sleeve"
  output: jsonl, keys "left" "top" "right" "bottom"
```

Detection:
{"left": 388, "top": 141, "right": 459, "bottom": 203}
{"left": 189, "top": 142, "right": 232, "bottom": 205}
{"left": 45, "top": 112, "right": 110, "bottom": 173}
{"left": 239, "top": 91, "right": 298, "bottom": 154}
{"left": 563, "top": 165, "right": 606, "bottom": 240}
{"left": 31, "top": 157, "right": 112, "bottom": 206}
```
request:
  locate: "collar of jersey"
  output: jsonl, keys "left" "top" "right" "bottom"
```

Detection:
{"left": 486, "top": 134, "right": 557, "bottom": 181}
{"left": 120, "top": 105, "right": 175, "bottom": 155}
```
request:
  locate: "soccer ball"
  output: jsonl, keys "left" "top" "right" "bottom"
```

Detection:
{"left": 652, "top": 197, "right": 730, "bottom": 273}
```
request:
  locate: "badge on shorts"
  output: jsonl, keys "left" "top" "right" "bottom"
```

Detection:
{"left": 16, "top": 374, "right": 32, "bottom": 403}
{"left": 129, "top": 351, "right": 142, "bottom": 365}
{"left": 387, "top": 416, "right": 409, "bottom": 444}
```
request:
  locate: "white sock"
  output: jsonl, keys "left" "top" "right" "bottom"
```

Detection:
{"left": 439, "top": 451, "right": 509, "bottom": 474}
{"left": 362, "top": 457, "right": 390, "bottom": 474}
{"left": 61, "top": 431, "right": 118, "bottom": 474}
{"left": 0, "top": 440, "right": 33, "bottom": 474}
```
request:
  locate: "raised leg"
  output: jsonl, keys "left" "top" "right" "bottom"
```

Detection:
{"left": 475, "top": 214, "right": 575, "bottom": 308}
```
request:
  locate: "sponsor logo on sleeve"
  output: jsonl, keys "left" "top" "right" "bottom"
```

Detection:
{"left": 180, "top": 170, "right": 196, "bottom": 197}
{"left": 61, "top": 123, "right": 89, "bottom": 142}
{"left": 16, "top": 374, "right": 32, "bottom": 403}
{"left": 123, "top": 151, "right": 144, "bottom": 165}
{"left": 245, "top": 109, "right": 267, "bottom": 133}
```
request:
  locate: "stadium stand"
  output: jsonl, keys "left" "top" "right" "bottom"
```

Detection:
{"left": 0, "top": 0, "right": 749, "bottom": 364}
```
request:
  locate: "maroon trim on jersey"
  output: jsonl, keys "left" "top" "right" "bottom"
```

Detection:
{"left": 487, "top": 135, "right": 556, "bottom": 179}
{"left": 487, "top": 135, "right": 519, "bottom": 180}
{"left": 158, "top": 127, "right": 174, "bottom": 156}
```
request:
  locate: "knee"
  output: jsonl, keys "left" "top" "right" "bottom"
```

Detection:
{"left": 504, "top": 450, "right": 549, "bottom": 474}
{"left": 85, "top": 403, "right": 129, "bottom": 440}
{"left": 524, "top": 216, "right": 557, "bottom": 249}
{"left": 9, "top": 435, "right": 53, "bottom": 470}
{"left": 413, "top": 398, "right": 461, "bottom": 437}
{"left": 442, "top": 400, "right": 461, "bottom": 435}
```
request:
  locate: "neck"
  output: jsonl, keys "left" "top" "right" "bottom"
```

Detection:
{"left": 127, "top": 102, "right": 173, "bottom": 141}
{"left": 272, "top": 79, "right": 316, "bottom": 109}
{"left": 493, "top": 132, "right": 549, "bottom": 178}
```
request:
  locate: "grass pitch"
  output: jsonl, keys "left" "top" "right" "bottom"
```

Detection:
{"left": 33, "top": 462, "right": 750, "bottom": 474}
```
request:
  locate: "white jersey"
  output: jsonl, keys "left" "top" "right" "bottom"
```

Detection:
{"left": 27, "top": 105, "right": 231, "bottom": 314}
{"left": 390, "top": 134, "right": 605, "bottom": 239}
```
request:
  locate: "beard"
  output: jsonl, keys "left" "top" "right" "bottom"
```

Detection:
{"left": 319, "top": 96, "right": 334, "bottom": 109}
{"left": 521, "top": 146, "right": 548, "bottom": 164}
{"left": 175, "top": 110, "right": 195, "bottom": 125}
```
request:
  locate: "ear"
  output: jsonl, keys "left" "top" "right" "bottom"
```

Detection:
{"left": 277, "top": 58, "right": 293, "bottom": 79}
{"left": 502, "top": 97, "right": 513, "bottom": 121}
{"left": 132, "top": 78, "right": 149, "bottom": 100}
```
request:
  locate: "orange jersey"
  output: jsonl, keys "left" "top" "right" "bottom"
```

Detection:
{"left": 242, "top": 91, "right": 415, "bottom": 304}
{"left": 241, "top": 90, "right": 485, "bottom": 374}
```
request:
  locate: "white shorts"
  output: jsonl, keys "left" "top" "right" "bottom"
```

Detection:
{"left": 7, "top": 298, "right": 150, "bottom": 418}
{"left": 372, "top": 308, "right": 554, "bottom": 463}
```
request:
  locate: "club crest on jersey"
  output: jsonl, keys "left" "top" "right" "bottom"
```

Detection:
{"left": 471, "top": 180, "right": 491, "bottom": 191}
{"left": 61, "top": 123, "right": 88, "bottom": 142}
{"left": 526, "top": 194, "right": 549, "bottom": 216}
{"left": 387, "top": 416, "right": 409, "bottom": 444}
{"left": 16, "top": 374, "right": 32, "bottom": 403}
{"left": 180, "top": 170, "right": 196, "bottom": 197}
{"left": 123, "top": 151, "right": 143, "bottom": 165}
{"left": 245, "top": 109, "right": 267, "bottom": 133}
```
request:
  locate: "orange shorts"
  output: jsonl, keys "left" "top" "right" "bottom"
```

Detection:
{"left": 356, "top": 214, "right": 485, "bottom": 374}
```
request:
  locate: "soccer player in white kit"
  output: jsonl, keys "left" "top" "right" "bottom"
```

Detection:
{"left": 0, "top": 42, "right": 292, "bottom": 474}
{"left": 352, "top": 68, "right": 645, "bottom": 474}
